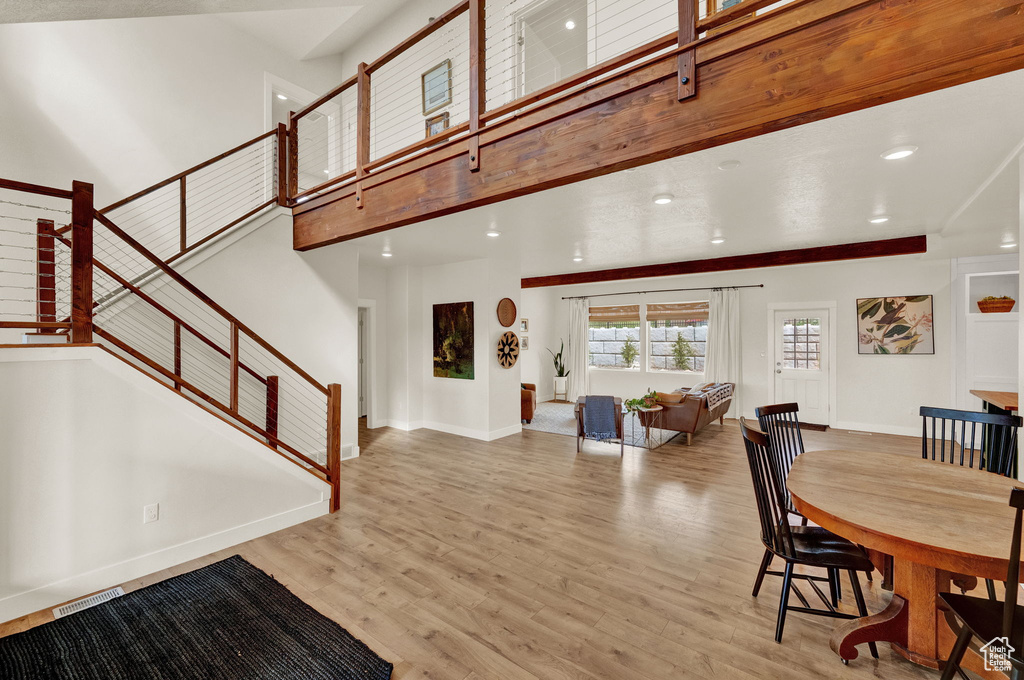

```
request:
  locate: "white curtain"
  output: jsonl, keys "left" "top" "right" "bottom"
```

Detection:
{"left": 705, "top": 288, "right": 740, "bottom": 390}
{"left": 566, "top": 298, "right": 590, "bottom": 402}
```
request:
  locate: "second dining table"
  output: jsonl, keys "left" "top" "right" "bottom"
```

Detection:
{"left": 787, "top": 449, "right": 1020, "bottom": 678}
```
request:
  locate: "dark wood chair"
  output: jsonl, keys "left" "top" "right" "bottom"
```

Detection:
{"left": 739, "top": 417, "right": 878, "bottom": 656}
{"left": 755, "top": 403, "right": 806, "bottom": 522}
{"left": 921, "top": 406, "right": 1021, "bottom": 600}
{"left": 920, "top": 406, "right": 1020, "bottom": 477}
{"left": 574, "top": 396, "right": 624, "bottom": 456}
{"left": 939, "top": 486, "right": 1024, "bottom": 680}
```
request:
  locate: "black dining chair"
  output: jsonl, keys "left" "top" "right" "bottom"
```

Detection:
{"left": 755, "top": 403, "right": 807, "bottom": 523}
{"left": 921, "top": 406, "right": 1022, "bottom": 600}
{"left": 939, "top": 486, "right": 1024, "bottom": 680}
{"left": 739, "top": 418, "right": 878, "bottom": 656}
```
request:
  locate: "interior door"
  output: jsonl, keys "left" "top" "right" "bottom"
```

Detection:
{"left": 358, "top": 308, "right": 367, "bottom": 418}
{"left": 774, "top": 310, "right": 830, "bottom": 426}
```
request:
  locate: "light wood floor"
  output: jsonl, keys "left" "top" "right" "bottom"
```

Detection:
{"left": 2, "top": 420, "right": 948, "bottom": 679}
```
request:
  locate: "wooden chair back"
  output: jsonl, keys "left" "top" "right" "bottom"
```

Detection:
{"left": 1003, "top": 487, "right": 1024, "bottom": 642}
{"left": 755, "top": 402, "right": 805, "bottom": 480}
{"left": 920, "top": 406, "right": 1021, "bottom": 477}
{"left": 739, "top": 417, "right": 795, "bottom": 559}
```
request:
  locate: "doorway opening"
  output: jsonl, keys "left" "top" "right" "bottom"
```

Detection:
{"left": 770, "top": 306, "right": 834, "bottom": 429}
{"left": 515, "top": 0, "right": 589, "bottom": 97}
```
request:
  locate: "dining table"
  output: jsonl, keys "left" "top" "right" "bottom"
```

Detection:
{"left": 788, "top": 449, "right": 1021, "bottom": 678}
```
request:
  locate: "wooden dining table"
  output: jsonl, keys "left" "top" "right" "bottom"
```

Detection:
{"left": 788, "top": 450, "right": 1021, "bottom": 678}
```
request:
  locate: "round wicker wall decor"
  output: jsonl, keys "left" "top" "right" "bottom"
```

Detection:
{"left": 497, "top": 331, "right": 519, "bottom": 368}
{"left": 496, "top": 297, "right": 517, "bottom": 327}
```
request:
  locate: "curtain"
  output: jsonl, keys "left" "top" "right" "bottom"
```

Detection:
{"left": 704, "top": 288, "right": 740, "bottom": 398}
{"left": 566, "top": 298, "right": 590, "bottom": 402}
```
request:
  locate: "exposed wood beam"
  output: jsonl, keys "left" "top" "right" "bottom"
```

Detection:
{"left": 520, "top": 236, "right": 928, "bottom": 289}
{"left": 293, "top": 0, "right": 1024, "bottom": 251}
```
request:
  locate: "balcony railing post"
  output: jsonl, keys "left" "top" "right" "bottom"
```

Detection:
{"left": 36, "top": 218, "right": 57, "bottom": 333}
{"left": 678, "top": 0, "right": 697, "bottom": 100}
{"left": 266, "top": 375, "right": 279, "bottom": 449}
{"left": 468, "top": 0, "right": 485, "bottom": 173}
{"left": 70, "top": 180, "right": 94, "bottom": 344}
{"left": 276, "top": 123, "right": 288, "bottom": 206}
{"left": 173, "top": 321, "right": 182, "bottom": 391}
{"left": 179, "top": 176, "right": 187, "bottom": 255}
{"left": 230, "top": 322, "right": 239, "bottom": 412}
{"left": 356, "top": 62, "right": 370, "bottom": 210}
{"left": 327, "top": 383, "right": 342, "bottom": 513}
{"left": 287, "top": 112, "right": 299, "bottom": 200}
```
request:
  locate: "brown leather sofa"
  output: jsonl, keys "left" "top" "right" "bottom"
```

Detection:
{"left": 521, "top": 383, "right": 537, "bottom": 423}
{"left": 638, "top": 382, "right": 735, "bottom": 445}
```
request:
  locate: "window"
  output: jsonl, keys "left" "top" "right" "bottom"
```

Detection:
{"left": 782, "top": 317, "right": 821, "bottom": 369}
{"left": 647, "top": 302, "right": 708, "bottom": 373}
{"left": 588, "top": 304, "right": 641, "bottom": 369}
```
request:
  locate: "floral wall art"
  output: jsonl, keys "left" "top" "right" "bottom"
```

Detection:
{"left": 857, "top": 296, "right": 934, "bottom": 355}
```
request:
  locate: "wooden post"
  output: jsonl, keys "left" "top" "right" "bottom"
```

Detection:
{"left": 287, "top": 112, "right": 299, "bottom": 200}
{"left": 179, "top": 176, "right": 187, "bottom": 255}
{"left": 677, "top": 0, "right": 697, "bottom": 100}
{"left": 36, "top": 218, "right": 57, "bottom": 333}
{"left": 173, "top": 321, "right": 182, "bottom": 391}
{"left": 355, "top": 63, "right": 370, "bottom": 210}
{"left": 276, "top": 123, "right": 288, "bottom": 206}
{"left": 266, "top": 375, "right": 279, "bottom": 449}
{"left": 468, "top": 0, "right": 485, "bottom": 173}
{"left": 70, "top": 180, "right": 93, "bottom": 344}
{"left": 229, "top": 322, "right": 239, "bottom": 412}
{"left": 327, "top": 383, "right": 342, "bottom": 513}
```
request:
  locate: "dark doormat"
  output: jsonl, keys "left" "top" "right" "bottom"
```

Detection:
{"left": 0, "top": 555, "right": 393, "bottom": 680}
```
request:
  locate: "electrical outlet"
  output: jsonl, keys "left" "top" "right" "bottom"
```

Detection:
{"left": 143, "top": 503, "right": 159, "bottom": 524}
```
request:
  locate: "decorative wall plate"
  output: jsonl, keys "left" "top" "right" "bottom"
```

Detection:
{"left": 497, "top": 331, "right": 519, "bottom": 368}
{"left": 496, "top": 297, "right": 517, "bottom": 327}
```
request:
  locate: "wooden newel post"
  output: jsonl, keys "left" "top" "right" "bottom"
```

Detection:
{"left": 229, "top": 322, "right": 239, "bottom": 412}
{"left": 677, "top": 0, "right": 697, "bottom": 101}
{"left": 287, "top": 113, "right": 299, "bottom": 200}
{"left": 468, "top": 0, "right": 485, "bottom": 173}
{"left": 70, "top": 180, "right": 94, "bottom": 344}
{"left": 173, "top": 321, "right": 182, "bottom": 391}
{"left": 266, "top": 375, "right": 279, "bottom": 449}
{"left": 178, "top": 176, "right": 187, "bottom": 255}
{"left": 327, "top": 383, "right": 342, "bottom": 513}
{"left": 355, "top": 63, "right": 370, "bottom": 210}
{"left": 276, "top": 123, "right": 288, "bottom": 206}
{"left": 36, "top": 218, "right": 57, "bottom": 333}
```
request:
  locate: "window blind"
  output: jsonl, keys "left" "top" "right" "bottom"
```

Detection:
{"left": 589, "top": 304, "right": 641, "bottom": 323}
{"left": 646, "top": 301, "right": 709, "bottom": 321}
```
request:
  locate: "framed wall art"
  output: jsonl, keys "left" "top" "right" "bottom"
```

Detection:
{"left": 422, "top": 59, "right": 452, "bottom": 115}
{"left": 433, "top": 301, "right": 474, "bottom": 379}
{"left": 857, "top": 295, "right": 934, "bottom": 355}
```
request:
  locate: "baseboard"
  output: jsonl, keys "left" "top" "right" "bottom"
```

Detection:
{"left": 422, "top": 421, "right": 490, "bottom": 441}
{"left": 385, "top": 419, "right": 423, "bottom": 431}
{"left": 0, "top": 499, "right": 328, "bottom": 624}
{"left": 487, "top": 424, "right": 523, "bottom": 441}
{"left": 342, "top": 443, "right": 360, "bottom": 460}
{"left": 832, "top": 421, "right": 919, "bottom": 438}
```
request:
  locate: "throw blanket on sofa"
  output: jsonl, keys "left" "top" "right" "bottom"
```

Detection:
{"left": 583, "top": 395, "right": 618, "bottom": 442}
{"left": 705, "top": 383, "right": 733, "bottom": 411}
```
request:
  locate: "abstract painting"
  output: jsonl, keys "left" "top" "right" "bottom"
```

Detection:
{"left": 433, "top": 301, "right": 474, "bottom": 379}
{"left": 857, "top": 295, "right": 934, "bottom": 355}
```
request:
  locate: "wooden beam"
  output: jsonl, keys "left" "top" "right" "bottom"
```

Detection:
{"left": 521, "top": 236, "right": 928, "bottom": 288}
{"left": 70, "top": 180, "right": 93, "bottom": 343}
{"left": 468, "top": 0, "right": 485, "bottom": 172}
{"left": 327, "top": 383, "right": 342, "bottom": 513}
{"left": 293, "top": 0, "right": 1024, "bottom": 250}
{"left": 677, "top": 0, "right": 696, "bottom": 101}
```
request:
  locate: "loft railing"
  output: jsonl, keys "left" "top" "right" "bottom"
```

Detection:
{"left": 286, "top": 0, "right": 795, "bottom": 205}
{"left": 0, "top": 177, "right": 342, "bottom": 512}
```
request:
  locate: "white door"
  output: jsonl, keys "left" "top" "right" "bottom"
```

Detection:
{"left": 774, "top": 310, "right": 830, "bottom": 426}
{"left": 358, "top": 308, "right": 367, "bottom": 418}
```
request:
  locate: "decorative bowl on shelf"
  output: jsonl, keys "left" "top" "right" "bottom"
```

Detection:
{"left": 978, "top": 296, "right": 1016, "bottom": 313}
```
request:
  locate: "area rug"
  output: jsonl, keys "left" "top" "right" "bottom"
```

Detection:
{"left": 0, "top": 555, "right": 393, "bottom": 680}
{"left": 524, "top": 401, "right": 679, "bottom": 448}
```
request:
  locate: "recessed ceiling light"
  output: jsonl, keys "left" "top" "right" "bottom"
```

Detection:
{"left": 323, "top": 169, "right": 330, "bottom": 174}
{"left": 382, "top": 251, "right": 393, "bottom": 258}
{"left": 573, "top": 256, "right": 583, "bottom": 262}
{"left": 276, "top": 94, "right": 288, "bottom": 101}
{"left": 718, "top": 160, "right": 741, "bottom": 171}
{"left": 486, "top": 230, "right": 501, "bottom": 238}
{"left": 1001, "top": 243, "right": 1017, "bottom": 249}
{"left": 869, "top": 215, "right": 890, "bottom": 224}
{"left": 882, "top": 145, "right": 917, "bottom": 160}
{"left": 565, "top": 19, "right": 576, "bottom": 29}
{"left": 710, "top": 238, "right": 725, "bottom": 244}
{"left": 653, "top": 194, "right": 673, "bottom": 205}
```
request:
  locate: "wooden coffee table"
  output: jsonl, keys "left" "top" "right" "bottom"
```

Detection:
{"left": 788, "top": 450, "right": 1019, "bottom": 677}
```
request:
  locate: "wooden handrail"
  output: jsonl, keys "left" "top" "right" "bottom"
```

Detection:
{"left": 0, "top": 177, "right": 73, "bottom": 200}
{"left": 366, "top": 1, "right": 470, "bottom": 75}
{"left": 93, "top": 211, "right": 328, "bottom": 395}
{"left": 99, "top": 129, "right": 277, "bottom": 214}
{"left": 291, "top": 75, "right": 357, "bottom": 122}
{"left": 0, "top": 321, "right": 71, "bottom": 330}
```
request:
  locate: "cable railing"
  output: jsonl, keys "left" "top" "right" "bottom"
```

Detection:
{"left": 286, "top": 0, "right": 797, "bottom": 205}
{"left": 94, "top": 129, "right": 283, "bottom": 267}
{"left": 0, "top": 177, "right": 342, "bottom": 511}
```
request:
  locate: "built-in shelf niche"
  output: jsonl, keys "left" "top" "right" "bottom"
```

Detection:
{"left": 967, "top": 271, "right": 1019, "bottom": 314}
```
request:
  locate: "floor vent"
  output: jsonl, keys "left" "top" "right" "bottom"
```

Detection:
{"left": 52, "top": 587, "right": 125, "bottom": 618}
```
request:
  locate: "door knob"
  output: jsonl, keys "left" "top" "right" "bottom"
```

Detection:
{"left": 776, "top": 369, "right": 782, "bottom": 374}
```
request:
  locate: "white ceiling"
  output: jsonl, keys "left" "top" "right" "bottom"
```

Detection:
{"left": 353, "top": 68, "right": 1024, "bottom": 277}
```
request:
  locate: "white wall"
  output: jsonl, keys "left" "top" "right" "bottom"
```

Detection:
{"left": 0, "top": 15, "right": 344, "bottom": 206}
{"left": 520, "top": 286, "right": 561, "bottom": 401}
{"left": 0, "top": 347, "right": 328, "bottom": 623}
{"left": 522, "top": 253, "right": 953, "bottom": 436}
{"left": 358, "top": 263, "right": 390, "bottom": 428}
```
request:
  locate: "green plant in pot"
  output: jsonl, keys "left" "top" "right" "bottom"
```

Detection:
{"left": 624, "top": 389, "right": 658, "bottom": 413}
{"left": 548, "top": 340, "right": 570, "bottom": 399}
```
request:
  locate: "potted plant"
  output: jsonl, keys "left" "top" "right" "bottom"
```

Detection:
{"left": 978, "top": 295, "right": 1016, "bottom": 313}
{"left": 548, "top": 341, "right": 570, "bottom": 399}
{"left": 624, "top": 389, "right": 659, "bottom": 412}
